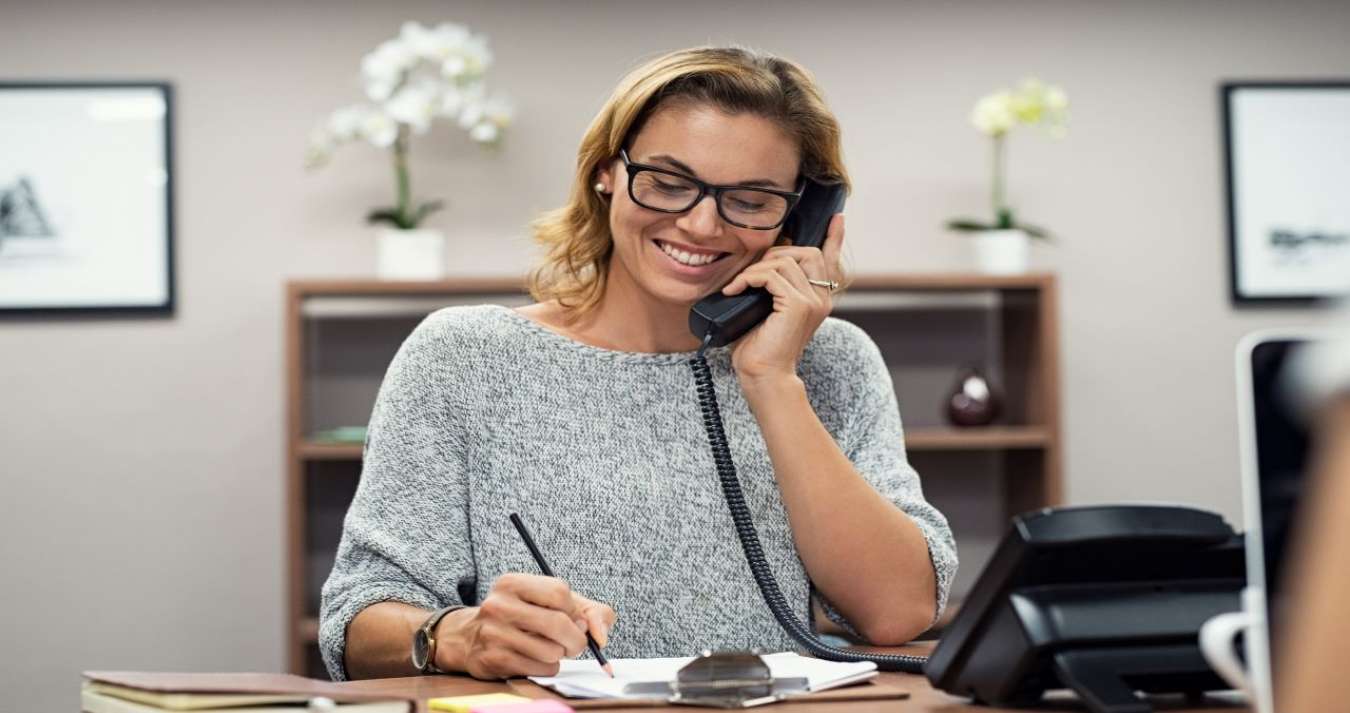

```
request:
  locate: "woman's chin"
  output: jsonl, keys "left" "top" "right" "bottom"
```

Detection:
{"left": 652, "top": 280, "right": 720, "bottom": 309}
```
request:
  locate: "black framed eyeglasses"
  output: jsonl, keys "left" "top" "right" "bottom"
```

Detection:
{"left": 619, "top": 149, "right": 803, "bottom": 230}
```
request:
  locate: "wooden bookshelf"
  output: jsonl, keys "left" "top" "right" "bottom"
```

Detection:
{"left": 903, "top": 426, "right": 1050, "bottom": 451}
{"left": 297, "top": 442, "right": 364, "bottom": 460}
{"left": 297, "top": 426, "right": 1050, "bottom": 464}
{"left": 284, "top": 274, "right": 1062, "bottom": 676}
{"left": 299, "top": 617, "right": 320, "bottom": 644}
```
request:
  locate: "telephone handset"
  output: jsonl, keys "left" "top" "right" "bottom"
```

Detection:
{"left": 688, "top": 179, "right": 847, "bottom": 350}
{"left": 684, "top": 180, "right": 928, "bottom": 673}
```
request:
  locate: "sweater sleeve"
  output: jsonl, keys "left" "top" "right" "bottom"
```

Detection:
{"left": 318, "top": 312, "right": 475, "bottom": 681}
{"left": 810, "top": 321, "right": 958, "bottom": 638}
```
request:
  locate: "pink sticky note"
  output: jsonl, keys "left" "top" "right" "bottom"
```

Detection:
{"left": 469, "top": 700, "right": 575, "bottom": 713}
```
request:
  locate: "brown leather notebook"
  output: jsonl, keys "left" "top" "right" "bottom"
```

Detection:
{"left": 82, "top": 672, "right": 415, "bottom": 711}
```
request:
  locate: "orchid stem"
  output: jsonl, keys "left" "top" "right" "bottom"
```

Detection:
{"left": 991, "top": 133, "right": 1007, "bottom": 227}
{"left": 393, "top": 127, "right": 412, "bottom": 229}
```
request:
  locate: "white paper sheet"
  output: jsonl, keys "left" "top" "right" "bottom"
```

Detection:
{"left": 529, "top": 653, "right": 877, "bottom": 700}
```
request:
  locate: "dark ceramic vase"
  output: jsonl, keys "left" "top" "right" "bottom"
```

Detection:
{"left": 946, "top": 366, "right": 1000, "bottom": 427}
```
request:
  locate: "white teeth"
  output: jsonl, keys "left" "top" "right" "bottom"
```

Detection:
{"left": 658, "top": 240, "right": 722, "bottom": 267}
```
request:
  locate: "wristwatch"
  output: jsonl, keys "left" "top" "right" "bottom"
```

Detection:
{"left": 412, "top": 604, "right": 467, "bottom": 674}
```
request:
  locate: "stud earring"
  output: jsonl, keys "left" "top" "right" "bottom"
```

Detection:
{"left": 594, "top": 182, "right": 607, "bottom": 194}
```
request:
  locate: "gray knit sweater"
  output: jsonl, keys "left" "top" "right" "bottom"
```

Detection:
{"left": 319, "top": 305, "right": 957, "bottom": 681}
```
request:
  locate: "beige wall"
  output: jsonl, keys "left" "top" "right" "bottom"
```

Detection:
{"left": 3, "top": 0, "right": 1346, "bottom": 708}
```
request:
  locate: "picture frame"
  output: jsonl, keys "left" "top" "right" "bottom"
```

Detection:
{"left": 0, "top": 81, "right": 174, "bottom": 315}
{"left": 1223, "top": 81, "right": 1350, "bottom": 305}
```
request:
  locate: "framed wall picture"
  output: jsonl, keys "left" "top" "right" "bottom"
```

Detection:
{"left": 0, "top": 81, "right": 174, "bottom": 315}
{"left": 1223, "top": 81, "right": 1350, "bottom": 305}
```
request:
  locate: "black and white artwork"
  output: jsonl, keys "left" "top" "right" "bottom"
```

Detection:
{"left": 0, "top": 82, "right": 173, "bottom": 314}
{"left": 1224, "top": 82, "right": 1350, "bottom": 304}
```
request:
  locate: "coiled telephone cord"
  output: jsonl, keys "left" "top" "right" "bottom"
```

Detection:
{"left": 688, "top": 348, "right": 928, "bottom": 674}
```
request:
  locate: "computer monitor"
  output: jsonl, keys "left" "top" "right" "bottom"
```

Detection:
{"left": 1234, "top": 330, "right": 1325, "bottom": 713}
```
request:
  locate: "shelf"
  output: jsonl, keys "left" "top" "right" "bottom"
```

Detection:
{"left": 846, "top": 273, "right": 1054, "bottom": 291}
{"left": 298, "top": 442, "right": 364, "bottom": 460}
{"left": 832, "top": 291, "right": 1000, "bottom": 312}
{"left": 290, "top": 277, "right": 527, "bottom": 295}
{"left": 904, "top": 426, "right": 1049, "bottom": 451}
{"left": 297, "top": 427, "right": 1048, "bottom": 463}
{"left": 299, "top": 617, "right": 319, "bottom": 644}
{"left": 302, "top": 293, "right": 532, "bottom": 319}
{"left": 286, "top": 273, "right": 1054, "bottom": 296}
{"left": 288, "top": 274, "right": 1055, "bottom": 319}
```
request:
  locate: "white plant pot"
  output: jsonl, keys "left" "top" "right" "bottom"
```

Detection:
{"left": 971, "top": 229, "right": 1031, "bottom": 275}
{"left": 375, "top": 227, "right": 447, "bottom": 281}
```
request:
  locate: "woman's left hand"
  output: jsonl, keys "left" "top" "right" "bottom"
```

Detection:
{"left": 720, "top": 213, "right": 845, "bottom": 383}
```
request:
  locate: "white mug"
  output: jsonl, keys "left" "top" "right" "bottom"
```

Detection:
{"left": 1199, "top": 611, "right": 1255, "bottom": 695}
{"left": 1198, "top": 588, "right": 1273, "bottom": 713}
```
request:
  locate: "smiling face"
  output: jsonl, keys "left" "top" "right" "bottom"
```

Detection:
{"left": 595, "top": 101, "right": 802, "bottom": 311}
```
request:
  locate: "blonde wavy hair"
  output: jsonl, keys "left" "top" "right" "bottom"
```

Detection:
{"left": 527, "top": 46, "right": 851, "bottom": 316}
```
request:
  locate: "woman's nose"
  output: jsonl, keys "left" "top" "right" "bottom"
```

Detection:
{"left": 674, "top": 194, "right": 724, "bottom": 238}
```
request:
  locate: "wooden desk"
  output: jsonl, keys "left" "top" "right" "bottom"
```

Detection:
{"left": 334, "top": 646, "right": 1248, "bottom": 713}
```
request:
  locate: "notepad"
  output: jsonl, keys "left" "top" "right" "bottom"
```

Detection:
{"left": 469, "top": 701, "right": 573, "bottom": 713}
{"left": 528, "top": 653, "right": 877, "bottom": 700}
{"left": 428, "top": 693, "right": 531, "bottom": 713}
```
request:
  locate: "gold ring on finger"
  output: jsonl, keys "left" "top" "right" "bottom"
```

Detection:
{"left": 807, "top": 278, "right": 839, "bottom": 292}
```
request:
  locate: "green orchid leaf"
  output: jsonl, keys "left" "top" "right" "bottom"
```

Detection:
{"left": 366, "top": 208, "right": 412, "bottom": 230}
{"left": 946, "top": 219, "right": 995, "bottom": 232}
{"left": 412, "top": 201, "right": 445, "bottom": 226}
{"left": 1016, "top": 222, "right": 1055, "bottom": 241}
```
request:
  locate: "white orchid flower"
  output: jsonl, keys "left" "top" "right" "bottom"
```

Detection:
{"left": 327, "top": 105, "right": 369, "bottom": 141}
{"left": 1018, "top": 77, "right": 1046, "bottom": 96}
{"left": 971, "top": 91, "right": 1015, "bottom": 136}
{"left": 384, "top": 83, "right": 438, "bottom": 134}
{"left": 438, "top": 85, "right": 468, "bottom": 118}
{"left": 1008, "top": 77, "right": 1047, "bottom": 124}
{"left": 365, "top": 79, "right": 397, "bottom": 103}
{"left": 305, "top": 126, "right": 336, "bottom": 168}
{"left": 1045, "top": 86, "right": 1069, "bottom": 113}
{"left": 307, "top": 17, "right": 512, "bottom": 199}
{"left": 361, "top": 38, "right": 415, "bottom": 83}
{"left": 1010, "top": 93, "right": 1042, "bottom": 124}
{"left": 469, "top": 122, "right": 499, "bottom": 143}
{"left": 433, "top": 22, "right": 471, "bottom": 47}
{"left": 398, "top": 21, "right": 436, "bottom": 56}
{"left": 441, "top": 32, "right": 492, "bottom": 79}
{"left": 1046, "top": 89, "right": 1068, "bottom": 112}
{"left": 358, "top": 109, "right": 399, "bottom": 148}
{"left": 466, "top": 95, "right": 512, "bottom": 144}
{"left": 404, "top": 21, "right": 471, "bottom": 64}
{"left": 969, "top": 79, "right": 1068, "bottom": 140}
{"left": 482, "top": 95, "right": 514, "bottom": 127}
{"left": 441, "top": 55, "right": 468, "bottom": 78}
{"left": 1039, "top": 84, "right": 1069, "bottom": 136}
{"left": 452, "top": 83, "right": 489, "bottom": 128}
{"left": 360, "top": 38, "right": 416, "bottom": 104}
{"left": 457, "top": 101, "right": 484, "bottom": 130}
{"left": 461, "top": 34, "right": 493, "bottom": 74}
{"left": 401, "top": 21, "right": 468, "bottom": 61}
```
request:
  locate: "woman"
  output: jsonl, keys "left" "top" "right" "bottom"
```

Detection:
{"left": 320, "top": 46, "right": 957, "bottom": 682}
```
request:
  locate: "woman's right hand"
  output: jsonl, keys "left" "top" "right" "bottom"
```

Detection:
{"left": 438, "top": 572, "right": 617, "bottom": 679}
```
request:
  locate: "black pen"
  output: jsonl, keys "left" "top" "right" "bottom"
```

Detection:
{"left": 508, "top": 512, "right": 614, "bottom": 678}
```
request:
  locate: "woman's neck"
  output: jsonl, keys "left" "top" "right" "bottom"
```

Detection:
{"left": 582, "top": 284, "right": 704, "bottom": 353}
{"left": 522, "top": 273, "right": 706, "bottom": 354}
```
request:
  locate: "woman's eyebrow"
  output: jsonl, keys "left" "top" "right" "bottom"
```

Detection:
{"left": 646, "top": 153, "right": 786, "bottom": 189}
